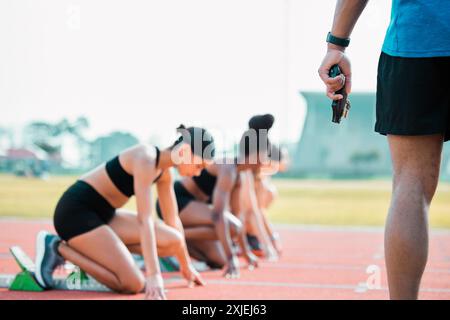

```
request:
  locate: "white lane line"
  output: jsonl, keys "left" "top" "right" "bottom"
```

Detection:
{"left": 202, "top": 279, "right": 450, "bottom": 294}
{"left": 274, "top": 224, "right": 450, "bottom": 235}
{"left": 264, "top": 263, "right": 450, "bottom": 274}
{"left": 0, "top": 217, "right": 53, "bottom": 223}
{"left": 206, "top": 279, "right": 368, "bottom": 291}
{"left": 260, "top": 263, "right": 363, "bottom": 271}
{"left": 164, "top": 276, "right": 450, "bottom": 293}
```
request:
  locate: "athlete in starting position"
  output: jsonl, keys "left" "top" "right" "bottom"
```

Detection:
{"left": 34, "top": 125, "right": 215, "bottom": 299}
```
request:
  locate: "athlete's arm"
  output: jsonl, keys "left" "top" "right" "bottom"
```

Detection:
{"left": 259, "top": 202, "right": 282, "bottom": 255}
{"left": 232, "top": 172, "right": 259, "bottom": 269}
{"left": 133, "top": 156, "right": 165, "bottom": 300}
{"left": 156, "top": 169, "right": 205, "bottom": 286}
{"left": 212, "top": 166, "right": 239, "bottom": 277}
{"left": 156, "top": 170, "right": 183, "bottom": 232}
{"left": 318, "top": 0, "right": 369, "bottom": 100}
{"left": 255, "top": 178, "right": 282, "bottom": 253}
{"left": 242, "top": 171, "right": 278, "bottom": 260}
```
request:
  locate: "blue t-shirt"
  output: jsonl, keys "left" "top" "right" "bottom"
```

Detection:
{"left": 382, "top": 0, "right": 450, "bottom": 57}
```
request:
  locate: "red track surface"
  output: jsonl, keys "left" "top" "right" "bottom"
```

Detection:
{"left": 1, "top": 219, "right": 449, "bottom": 300}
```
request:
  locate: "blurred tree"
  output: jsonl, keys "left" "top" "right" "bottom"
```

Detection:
{"left": 24, "top": 116, "right": 90, "bottom": 165}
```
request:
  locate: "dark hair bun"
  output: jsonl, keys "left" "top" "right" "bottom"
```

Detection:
{"left": 173, "top": 125, "right": 216, "bottom": 160}
{"left": 248, "top": 114, "right": 275, "bottom": 131}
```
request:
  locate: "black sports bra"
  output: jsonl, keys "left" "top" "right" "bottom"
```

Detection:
{"left": 192, "top": 168, "right": 217, "bottom": 201}
{"left": 105, "top": 146, "right": 163, "bottom": 197}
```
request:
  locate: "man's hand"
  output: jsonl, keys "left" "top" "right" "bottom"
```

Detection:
{"left": 180, "top": 263, "right": 206, "bottom": 288}
{"left": 223, "top": 255, "right": 240, "bottom": 279}
{"left": 318, "top": 46, "right": 352, "bottom": 101}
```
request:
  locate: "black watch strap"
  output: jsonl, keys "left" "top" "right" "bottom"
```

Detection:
{"left": 326, "top": 32, "right": 350, "bottom": 47}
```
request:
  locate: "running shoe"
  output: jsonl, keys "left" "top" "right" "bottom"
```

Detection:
{"left": 246, "top": 234, "right": 264, "bottom": 257}
{"left": 34, "top": 231, "right": 65, "bottom": 289}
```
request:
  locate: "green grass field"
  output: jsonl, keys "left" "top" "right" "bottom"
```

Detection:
{"left": 0, "top": 174, "right": 449, "bottom": 228}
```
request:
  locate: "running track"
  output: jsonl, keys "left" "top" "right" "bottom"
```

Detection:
{"left": 1, "top": 219, "right": 449, "bottom": 300}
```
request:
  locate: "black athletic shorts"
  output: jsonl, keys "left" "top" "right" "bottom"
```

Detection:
{"left": 155, "top": 181, "right": 196, "bottom": 219}
{"left": 375, "top": 52, "right": 450, "bottom": 141}
{"left": 54, "top": 180, "right": 116, "bottom": 241}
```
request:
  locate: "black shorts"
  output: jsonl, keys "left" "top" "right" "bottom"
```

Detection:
{"left": 375, "top": 52, "right": 450, "bottom": 141}
{"left": 155, "top": 181, "right": 197, "bottom": 219}
{"left": 53, "top": 180, "right": 116, "bottom": 241}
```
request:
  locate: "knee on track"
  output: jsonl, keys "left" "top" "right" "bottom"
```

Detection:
{"left": 117, "top": 271, "right": 145, "bottom": 294}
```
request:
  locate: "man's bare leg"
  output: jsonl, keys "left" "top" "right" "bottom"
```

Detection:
{"left": 385, "top": 134, "right": 443, "bottom": 299}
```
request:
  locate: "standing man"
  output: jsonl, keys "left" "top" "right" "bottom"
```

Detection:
{"left": 318, "top": 0, "right": 450, "bottom": 299}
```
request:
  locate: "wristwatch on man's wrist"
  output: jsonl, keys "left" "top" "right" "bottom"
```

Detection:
{"left": 326, "top": 32, "right": 350, "bottom": 48}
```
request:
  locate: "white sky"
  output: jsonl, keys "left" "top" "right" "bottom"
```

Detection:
{"left": 0, "top": 0, "right": 391, "bottom": 148}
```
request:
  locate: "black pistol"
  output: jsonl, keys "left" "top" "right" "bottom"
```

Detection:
{"left": 329, "top": 65, "right": 351, "bottom": 124}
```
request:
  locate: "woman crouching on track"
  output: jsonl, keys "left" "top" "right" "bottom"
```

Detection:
{"left": 155, "top": 114, "right": 274, "bottom": 278}
{"left": 34, "top": 125, "right": 215, "bottom": 299}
